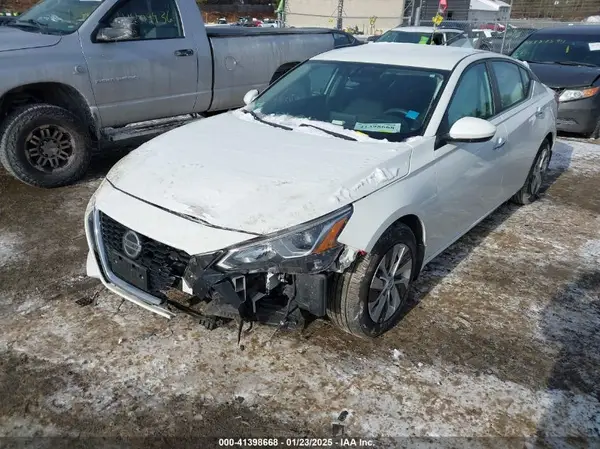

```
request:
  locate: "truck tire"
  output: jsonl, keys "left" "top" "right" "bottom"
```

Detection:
{"left": 327, "top": 223, "right": 417, "bottom": 339}
{"left": 0, "top": 103, "right": 92, "bottom": 188}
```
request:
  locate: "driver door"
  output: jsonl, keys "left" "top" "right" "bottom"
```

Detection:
{"left": 79, "top": 0, "right": 198, "bottom": 127}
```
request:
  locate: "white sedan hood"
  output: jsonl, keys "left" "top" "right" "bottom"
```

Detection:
{"left": 107, "top": 112, "right": 414, "bottom": 235}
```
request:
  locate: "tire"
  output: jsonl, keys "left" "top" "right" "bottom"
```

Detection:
{"left": 510, "top": 139, "right": 552, "bottom": 206}
{"left": 590, "top": 120, "right": 600, "bottom": 139}
{"left": 328, "top": 223, "right": 418, "bottom": 338}
{"left": 0, "top": 103, "right": 92, "bottom": 188}
{"left": 479, "top": 44, "right": 491, "bottom": 51}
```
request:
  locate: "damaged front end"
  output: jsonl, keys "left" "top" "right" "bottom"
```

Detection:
{"left": 88, "top": 202, "right": 359, "bottom": 332}
{"left": 179, "top": 206, "right": 356, "bottom": 330}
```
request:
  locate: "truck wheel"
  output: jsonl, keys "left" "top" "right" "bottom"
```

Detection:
{"left": 327, "top": 223, "right": 417, "bottom": 338}
{"left": 0, "top": 104, "right": 92, "bottom": 188}
{"left": 510, "top": 139, "right": 552, "bottom": 205}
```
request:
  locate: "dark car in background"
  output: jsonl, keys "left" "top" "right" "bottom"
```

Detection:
{"left": 511, "top": 25, "right": 600, "bottom": 137}
{"left": 483, "top": 26, "right": 537, "bottom": 54}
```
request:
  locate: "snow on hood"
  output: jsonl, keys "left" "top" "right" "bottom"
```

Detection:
{"left": 107, "top": 112, "right": 414, "bottom": 235}
{"left": 0, "top": 26, "right": 62, "bottom": 52}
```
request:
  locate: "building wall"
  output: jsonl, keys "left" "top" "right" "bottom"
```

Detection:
{"left": 468, "top": 6, "right": 510, "bottom": 23}
{"left": 286, "top": 0, "right": 406, "bottom": 34}
{"left": 418, "top": 0, "right": 471, "bottom": 22}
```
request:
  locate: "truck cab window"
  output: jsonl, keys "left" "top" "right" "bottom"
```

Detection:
{"left": 108, "top": 0, "right": 183, "bottom": 39}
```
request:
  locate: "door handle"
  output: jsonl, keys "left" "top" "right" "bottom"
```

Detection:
{"left": 535, "top": 106, "right": 545, "bottom": 118}
{"left": 174, "top": 49, "right": 194, "bottom": 57}
{"left": 493, "top": 137, "right": 506, "bottom": 150}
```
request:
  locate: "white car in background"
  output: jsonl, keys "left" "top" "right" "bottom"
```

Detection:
{"left": 375, "top": 25, "right": 472, "bottom": 47}
{"left": 85, "top": 43, "right": 557, "bottom": 338}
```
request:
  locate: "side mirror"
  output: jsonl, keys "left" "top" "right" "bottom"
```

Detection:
{"left": 95, "top": 16, "right": 140, "bottom": 42}
{"left": 243, "top": 89, "right": 259, "bottom": 105}
{"left": 447, "top": 117, "right": 496, "bottom": 142}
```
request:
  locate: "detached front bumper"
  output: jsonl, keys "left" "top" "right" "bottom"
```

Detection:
{"left": 556, "top": 95, "right": 600, "bottom": 135}
{"left": 84, "top": 182, "right": 347, "bottom": 326}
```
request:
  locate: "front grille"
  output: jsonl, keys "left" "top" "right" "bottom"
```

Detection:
{"left": 99, "top": 212, "right": 191, "bottom": 298}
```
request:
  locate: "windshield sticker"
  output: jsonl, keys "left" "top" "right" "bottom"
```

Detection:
{"left": 331, "top": 120, "right": 345, "bottom": 126}
{"left": 354, "top": 122, "right": 401, "bottom": 133}
{"left": 418, "top": 35, "right": 429, "bottom": 45}
{"left": 589, "top": 42, "right": 600, "bottom": 51}
{"left": 405, "top": 110, "right": 420, "bottom": 120}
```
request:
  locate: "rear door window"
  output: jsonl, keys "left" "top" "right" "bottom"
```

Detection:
{"left": 490, "top": 61, "right": 527, "bottom": 112}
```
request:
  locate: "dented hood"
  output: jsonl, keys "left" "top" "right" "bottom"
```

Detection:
{"left": 107, "top": 112, "right": 413, "bottom": 235}
{"left": 0, "top": 27, "right": 62, "bottom": 52}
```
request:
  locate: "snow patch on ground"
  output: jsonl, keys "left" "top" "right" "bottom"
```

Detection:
{"left": 550, "top": 140, "right": 600, "bottom": 175}
{"left": 580, "top": 236, "right": 600, "bottom": 267}
{"left": 0, "top": 232, "right": 24, "bottom": 265}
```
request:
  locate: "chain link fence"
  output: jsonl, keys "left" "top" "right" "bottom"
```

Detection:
{"left": 414, "top": 18, "right": 600, "bottom": 54}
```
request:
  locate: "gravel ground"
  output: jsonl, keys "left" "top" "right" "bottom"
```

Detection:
{"left": 0, "top": 139, "right": 599, "bottom": 448}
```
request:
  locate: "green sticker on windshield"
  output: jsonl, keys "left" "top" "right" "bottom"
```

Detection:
{"left": 354, "top": 122, "right": 402, "bottom": 133}
{"left": 418, "top": 35, "right": 429, "bottom": 45}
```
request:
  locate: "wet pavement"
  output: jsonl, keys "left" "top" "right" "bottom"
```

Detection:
{"left": 0, "top": 140, "right": 599, "bottom": 447}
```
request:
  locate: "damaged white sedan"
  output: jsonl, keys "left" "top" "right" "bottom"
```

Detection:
{"left": 85, "top": 43, "right": 557, "bottom": 338}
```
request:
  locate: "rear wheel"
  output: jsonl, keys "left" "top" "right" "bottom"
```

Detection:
{"left": 328, "top": 224, "right": 417, "bottom": 338}
{"left": 0, "top": 104, "right": 92, "bottom": 188}
{"left": 511, "top": 139, "right": 552, "bottom": 205}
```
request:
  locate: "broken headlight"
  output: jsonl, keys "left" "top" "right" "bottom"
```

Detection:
{"left": 216, "top": 206, "right": 352, "bottom": 274}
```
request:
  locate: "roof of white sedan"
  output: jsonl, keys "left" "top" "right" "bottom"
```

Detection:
{"left": 312, "top": 42, "right": 484, "bottom": 71}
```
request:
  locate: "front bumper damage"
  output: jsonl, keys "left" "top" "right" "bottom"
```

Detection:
{"left": 86, "top": 206, "right": 359, "bottom": 331}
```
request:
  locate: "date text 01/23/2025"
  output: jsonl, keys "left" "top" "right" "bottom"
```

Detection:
{"left": 218, "top": 438, "right": 376, "bottom": 447}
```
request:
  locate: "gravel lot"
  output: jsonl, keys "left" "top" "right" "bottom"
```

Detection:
{"left": 0, "top": 138, "right": 599, "bottom": 448}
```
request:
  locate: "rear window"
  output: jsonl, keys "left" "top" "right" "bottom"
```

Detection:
{"left": 512, "top": 34, "right": 600, "bottom": 66}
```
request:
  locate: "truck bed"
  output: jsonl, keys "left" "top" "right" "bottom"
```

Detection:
{"left": 206, "top": 26, "right": 335, "bottom": 38}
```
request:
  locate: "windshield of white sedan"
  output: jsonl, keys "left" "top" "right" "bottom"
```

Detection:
{"left": 247, "top": 61, "right": 447, "bottom": 142}
{"left": 513, "top": 35, "right": 600, "bottom": 67}
{"left": 377, "top": 30, "right": 440, "bottom": 44}
{"left": 9, "top": 0, "right": 104, "bottom": 34}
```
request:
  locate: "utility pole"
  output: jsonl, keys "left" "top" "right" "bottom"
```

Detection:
{"left": 337, "top": 0, "right": 343, "bottom": 30}
{"left": 415, "top": 0, "right": 424, "bottom": 26}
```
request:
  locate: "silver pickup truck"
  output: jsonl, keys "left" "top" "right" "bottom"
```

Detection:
{"left": 0, "top": 0, "right": 359, "bottom": 188}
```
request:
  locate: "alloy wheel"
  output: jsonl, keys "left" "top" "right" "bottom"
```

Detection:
{"left": 368, "top": 243, "right": 413, "bottom": 324}
{"left": 24, "top": 124, "right": 75, "bottom": 172}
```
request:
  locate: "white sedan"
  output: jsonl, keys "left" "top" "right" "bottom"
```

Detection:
{"left": 84, "top": 43, "right": 557, "bottom": 338}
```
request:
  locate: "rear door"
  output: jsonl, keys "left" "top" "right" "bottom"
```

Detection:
{"left": 80, "top": 0, "right": 198, "bottom": 127}
{"left": 487, "top": 60, "right": 549, "bottom": 197}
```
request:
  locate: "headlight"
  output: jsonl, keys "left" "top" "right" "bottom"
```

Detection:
{"left": 558, "top": 86, "right": 600, "bottom": 102}
{"left": 216, "top": 206, "right": 352, "bottom": 274}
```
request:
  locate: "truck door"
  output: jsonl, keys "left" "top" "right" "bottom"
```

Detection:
{"left": 79, "top": 0, "right": 198, "bottom": 127}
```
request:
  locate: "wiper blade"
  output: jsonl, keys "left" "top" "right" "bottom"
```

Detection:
{"left": 9, "top": 19, "right": 48, "bottom": 31}
{"left": 241, "top": 109, "right": 292, "bottom": 130}
{"left": 298, "top": 123, "right": 357, "bottom": 141}
{"left": 553, "top": 60, "right": 598, "bottom": 68}
{"left": 517, "top": 59, "right": 552, "bottom": 64}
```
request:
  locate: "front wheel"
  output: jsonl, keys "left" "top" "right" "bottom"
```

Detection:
{"left": 511, "top": 139, "right": 552, "bottom": 205}
{"left": 327, "top": 223, "right": 417, "bottom": 338}
{"left": 0, "top": 104, "right": 92, "bottom": 188}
